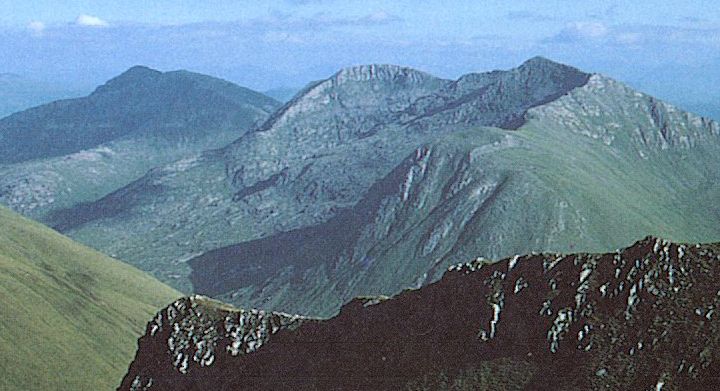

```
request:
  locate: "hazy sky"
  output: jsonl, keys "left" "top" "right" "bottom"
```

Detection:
{"left": 1, "top": 1, "right": 718, "bottom": 113}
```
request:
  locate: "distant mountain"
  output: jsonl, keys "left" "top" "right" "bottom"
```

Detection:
{"left": 0, "top": 66, "right": 280, "bottom": 220}
{"left": 0, "top": 65, "right": 279, "bottom": 164}
{"left": 120, "top": 237, "right": 720, "bottom": 390}
{"left": 56, "top": 58, "right": 720, "bottom": 315}
{"left": 0, "top": 73, "right": 86, "bottom": 118}
{"left": 0, "top": 205, "right": 180, "bottom": 390}
{"left": 263, "top": 86, "right": 301, "bottom": 102}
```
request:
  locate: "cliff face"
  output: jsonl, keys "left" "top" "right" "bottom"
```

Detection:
{"left": 120, "top": 237, "right": 720, "bottom": 390}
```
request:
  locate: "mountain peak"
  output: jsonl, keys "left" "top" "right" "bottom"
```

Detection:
{"left": 254, "top": 63, "right": 445, "bottom": 132}
{"left": 0, "top": 65, "right": 281, "bottom": 165}
{"left": 97, "top": 65, "right": 163, "bottom": 91}
{"left": 331, "top": 64, "right": 436, "bottom": 85}
{"left": 518, "top": 56, "right": 586, "bottom": 75}
{"left": 521, "top": 55, "right": 565, "bottom": 67}
{"left": 122, "top": 65, "right": 162, "bottom": 77}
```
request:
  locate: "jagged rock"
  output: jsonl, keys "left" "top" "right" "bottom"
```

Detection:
{"left": 120, "top": 238, "right": 720, "bottom": 390}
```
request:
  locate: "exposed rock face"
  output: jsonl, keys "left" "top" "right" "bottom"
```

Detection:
{"left": 120, "top": 295, "right": 312, "bottom": 390}
{"left": 120, "top": 238, "right": 720, "bottom": 390}
{"left": 0, "top": 66, "right": 280, "bottom": 220}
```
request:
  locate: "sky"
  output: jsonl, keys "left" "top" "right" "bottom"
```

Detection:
{"left": 0, "top": 1, "right": 718, "bottom": 115}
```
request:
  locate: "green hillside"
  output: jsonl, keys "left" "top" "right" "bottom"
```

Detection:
{"left": 0, "top": 206, "right": 180, "bottom": 390}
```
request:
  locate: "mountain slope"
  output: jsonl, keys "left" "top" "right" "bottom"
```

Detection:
{"left": 188, "top": 74, "right": 720, "bottom": 316}
{"left": 0, "top": 66, "right": 280, "bottom": 220}
{"left": 57, "top": 58, "right": 593, "bottom": 294}
{"left": 58, "top": 59, "right": 720, "bottom": 317}
{"left": 0, "top": 206, "right": 180, "bottom": 390}
{"left": 120, "top": 238, "right": 720, "bottom": 390}
{"left": 0, "top": 73, "right": 85, "bottom": 118}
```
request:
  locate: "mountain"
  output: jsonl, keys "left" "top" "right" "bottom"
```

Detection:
{"left": 0, "top": 66, "right": 280, "bottom": 220}
{"left": 55, "top": 59, "right": 591, "bottom": 291}
{"left": 119, "top": 237, "right": 720, "bottom": 390}
{"left": 0, "top": 73, "right": 85, "bottom": 118}
{"left": 55, "top": 58, "right": 720, "bottom": 315}
{"left": 190, "top": 73, "right": 720, "bottom": 316}
{"left": 0, "top": 205, "right": 180, "bottom": 390}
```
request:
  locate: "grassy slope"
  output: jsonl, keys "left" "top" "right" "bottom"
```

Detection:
{"left": 0, "top": 206, "right": 180, "bottom": 390}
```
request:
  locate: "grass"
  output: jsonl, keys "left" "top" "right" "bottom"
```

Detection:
{"left": 0, "top": 206, "right": 181, "bottom": 390}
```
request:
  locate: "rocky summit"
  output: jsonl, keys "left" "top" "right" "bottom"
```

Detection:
{"left": 120, "top": 237, "right": 720, "bottom": 390}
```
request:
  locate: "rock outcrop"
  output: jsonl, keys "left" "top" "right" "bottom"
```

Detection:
{"left": 120, "top": 238, "right": 720, "bottom": 390}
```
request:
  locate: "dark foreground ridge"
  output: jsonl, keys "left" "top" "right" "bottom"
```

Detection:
{"left": 120, "top": 237, "right": 720, "bottom": 390}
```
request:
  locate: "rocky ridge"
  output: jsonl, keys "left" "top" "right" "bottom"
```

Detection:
{"left": 120, "top": 237, "right": 720, "bottom": 390}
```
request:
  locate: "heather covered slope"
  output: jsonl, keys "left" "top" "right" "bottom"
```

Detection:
{"left": 0, "top": 66, "right": 280, "bottom": 221}
{"left": 0, "top": 206, "right": 180, "bottom": 390}
{"left": 59, "top": 58, "right": 594, "bottom": 293}
{"left": 120, "top": 238, "right": 720, "bottom": 390}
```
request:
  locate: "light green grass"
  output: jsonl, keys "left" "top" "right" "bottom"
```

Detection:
{"left": 0, "top": 206, "right": 181, "bottom": 390}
